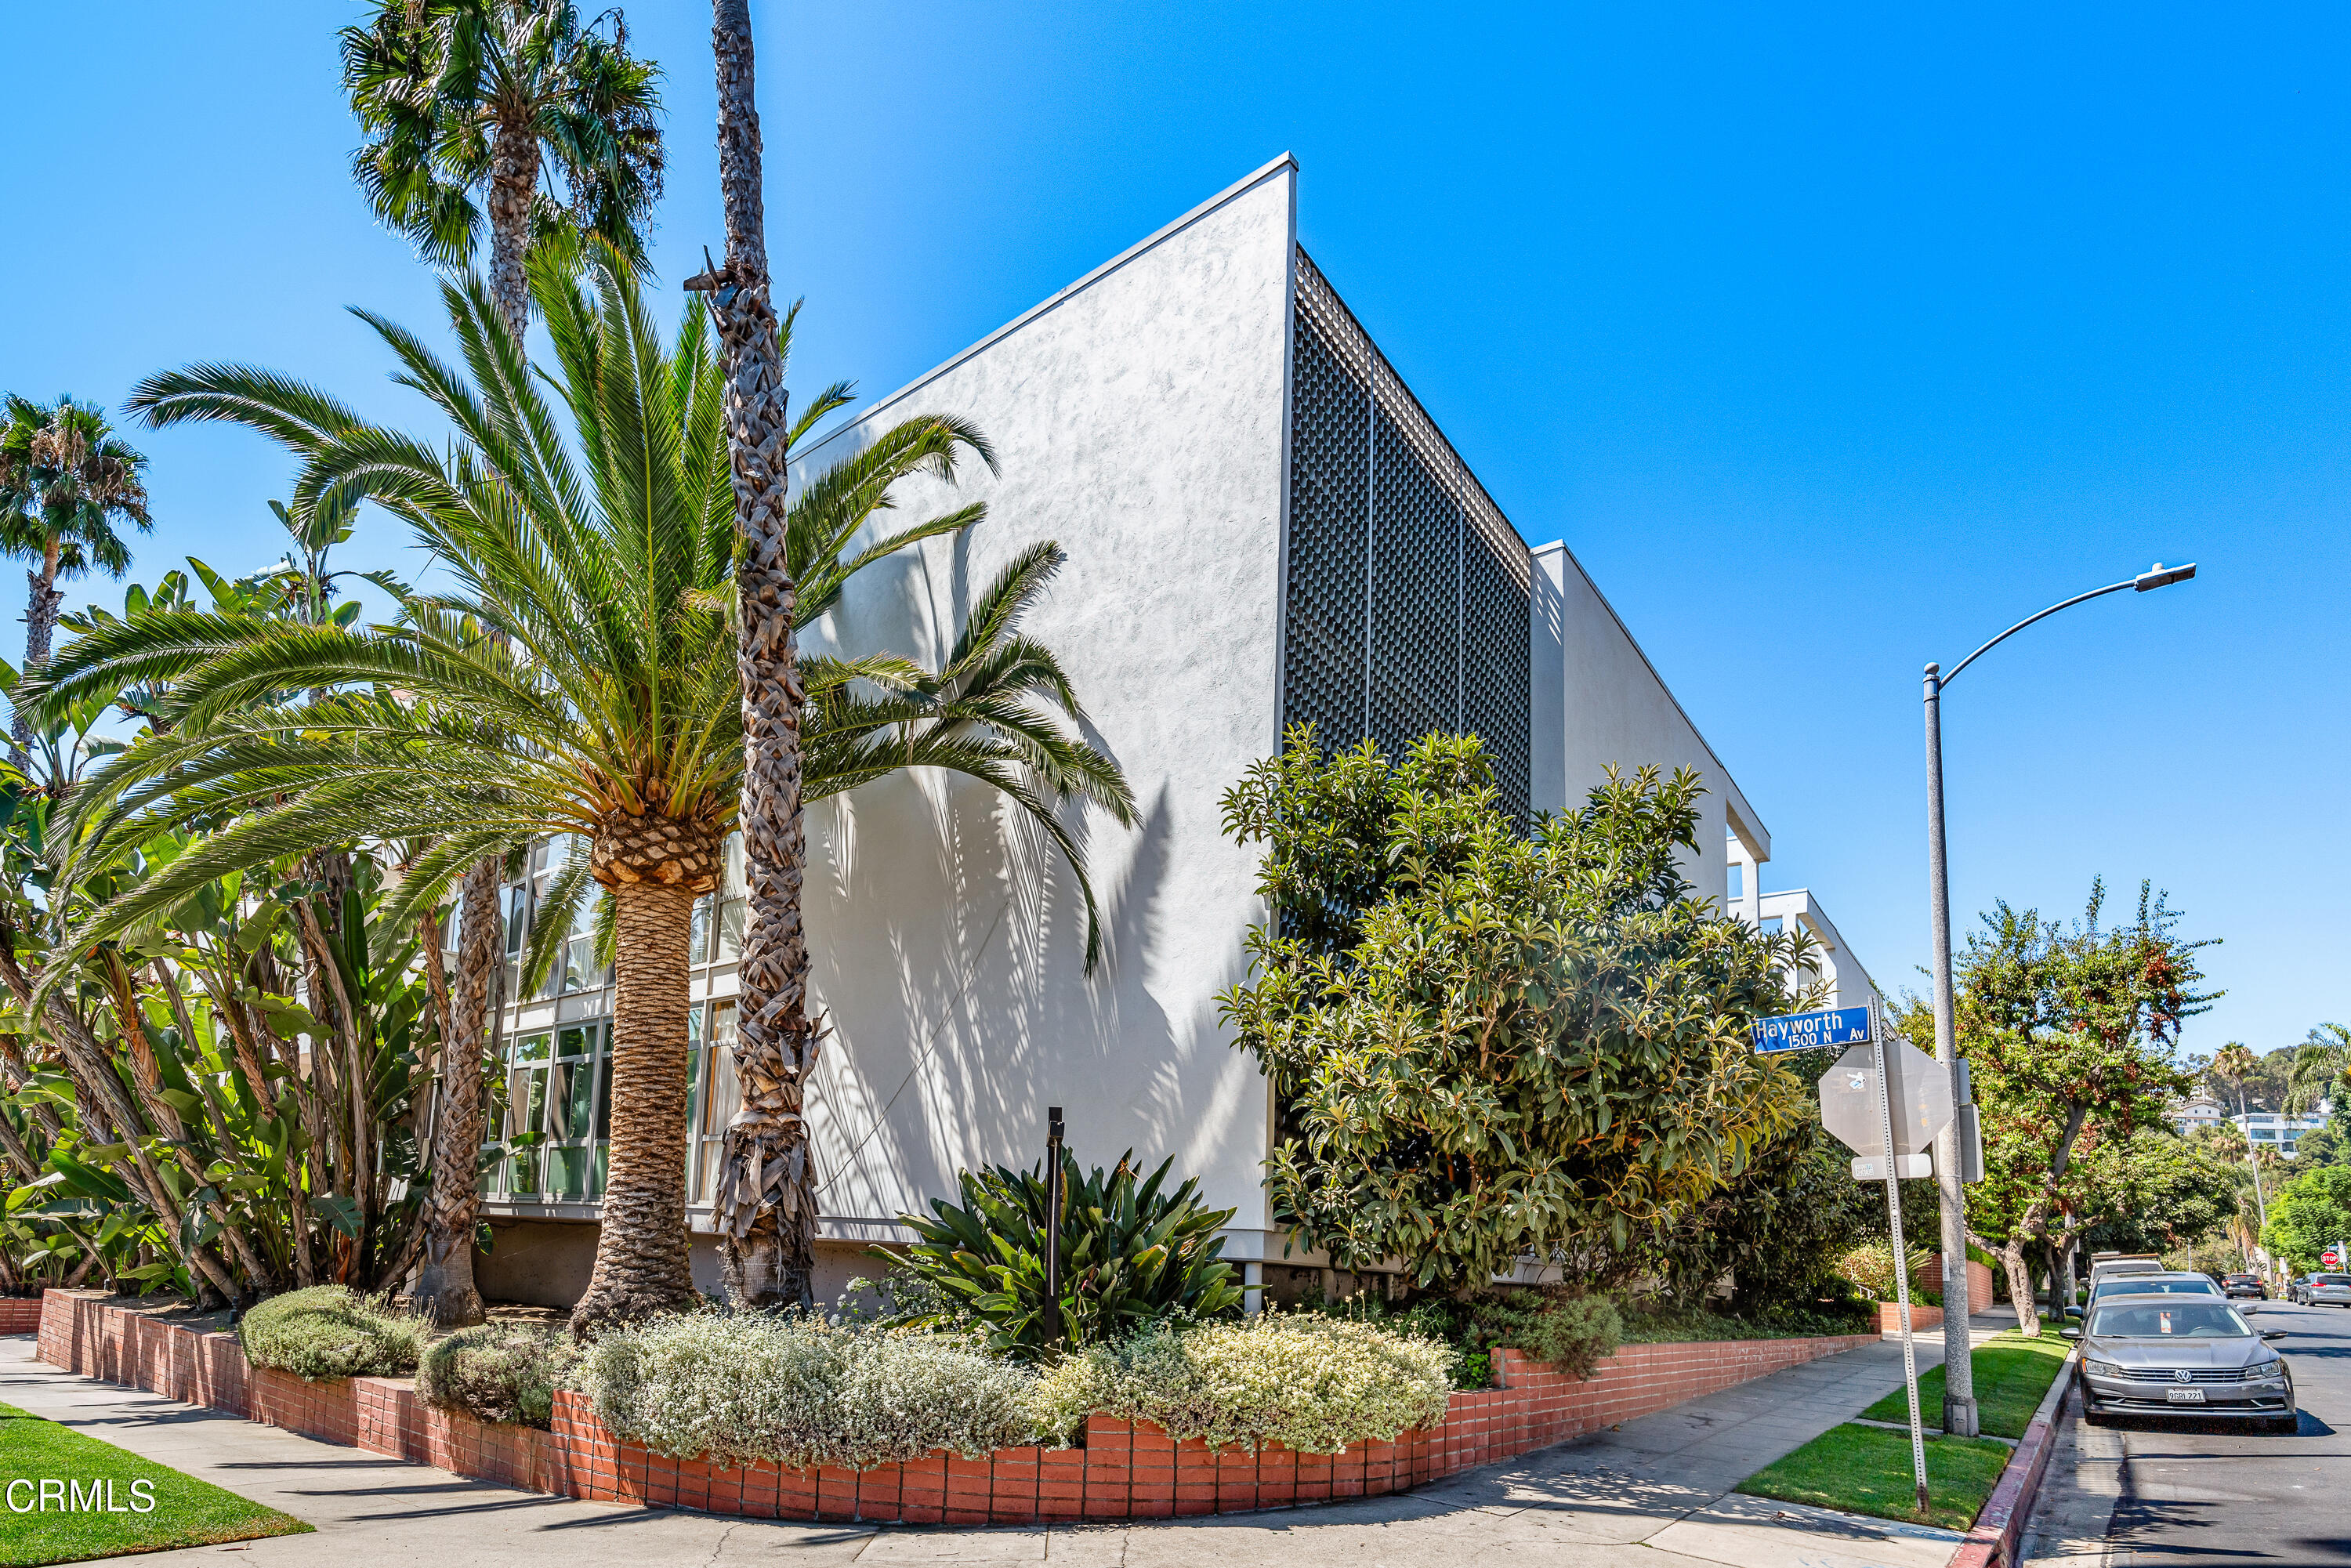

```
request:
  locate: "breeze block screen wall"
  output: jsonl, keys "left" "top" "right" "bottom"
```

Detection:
{"left": 1283, "top": 248, "right": 1533, "bottom": 823}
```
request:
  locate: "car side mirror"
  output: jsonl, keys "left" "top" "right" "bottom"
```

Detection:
{"left": 2065, "top": 1306, "right": 2083, "bottom": 1319}
{"left": 2262, "top": 1329, "right": 2288, "bottom": 1340}
{"left": 2059, "top": 1327, "right": 2082, "bottom": 1341}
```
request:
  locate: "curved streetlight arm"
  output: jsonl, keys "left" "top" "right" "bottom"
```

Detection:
{"left": 1938, "top": 580, "right": 2134, "bottom": 687}
{"left": 1936, "top": 562, "right": 2197, "bottom": 688}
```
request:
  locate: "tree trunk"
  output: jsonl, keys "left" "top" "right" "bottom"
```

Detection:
{"left": 14, "top": 555, "right": 63, "bottom": 757}
{"left": 570, "top": 816, "right": 719, "bottom": 1336}
{"left": 411, "top": 857, "right": 501, "bottom": 1327}
{"left": 487, "top": 121, "right": 541, "bottom": 342}
{"left": 701, "top": 0, "right": 820, "bottom": 1311}
{"left": 1994, "top": 1239, "right": 2038, "bottom": 1336}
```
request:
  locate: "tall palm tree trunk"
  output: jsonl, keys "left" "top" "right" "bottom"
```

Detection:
{"left": 487, "top": 123, "right": 542, "bottom": 343}
{"left": 570, "top": 817, "right": 719, "bottom": 1334}
{"left": 698, "top": 0, "right": 820, "bottom": 1311}
{"left": 14, "top": 537, "right": 63, "bottom": 755}
{"left": 412, "top": 857, "right": 502, "bottom": 1326}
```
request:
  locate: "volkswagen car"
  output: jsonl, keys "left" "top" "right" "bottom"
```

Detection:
{"left": 2069, "top": 1295, "right": 2295, "bottom": 1432}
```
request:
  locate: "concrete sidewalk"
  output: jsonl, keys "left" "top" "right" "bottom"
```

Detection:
{"left": 1, "top": 1321, "right": 2003, "bottom": 1568}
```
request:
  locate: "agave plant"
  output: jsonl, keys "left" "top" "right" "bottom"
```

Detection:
{"left": 891, "top": 1150, "right": 1244, "bottom": 1361}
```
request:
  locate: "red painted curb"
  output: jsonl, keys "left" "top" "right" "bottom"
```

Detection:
{"left": 1950, "top": 1346, "right": 2077, "bottom": 1568}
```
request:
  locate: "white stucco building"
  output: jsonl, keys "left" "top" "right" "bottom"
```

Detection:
{"left": 470, "top": 156, "right": 1873, "bottom": 1304}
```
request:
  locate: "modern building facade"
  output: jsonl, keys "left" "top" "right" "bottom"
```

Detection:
{"left": 2235, "top": 1110, "right": 2327, "bottom": 1158}
{"left": 469, "top": 155, "right": 1865, "bottom": 1305}
{"left": 1751, "top": 887, "right": 1883, "bottom": 1014}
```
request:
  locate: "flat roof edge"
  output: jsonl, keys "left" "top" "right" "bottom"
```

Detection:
{"left": 801, "top": 152, "right": 1299, "bottom": 462}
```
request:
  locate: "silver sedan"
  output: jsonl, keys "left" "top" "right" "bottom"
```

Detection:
{"left": 2066, "top": 1295, "right": 2296, "bottom": 1433}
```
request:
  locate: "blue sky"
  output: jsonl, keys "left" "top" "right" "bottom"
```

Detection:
{"left": 2, "top": 2, "right": 2343, "bottom": 1056}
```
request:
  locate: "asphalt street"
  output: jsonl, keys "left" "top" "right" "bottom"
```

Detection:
{"left": 2023, "top": 1297, "right": 2350, "bottom": 1566}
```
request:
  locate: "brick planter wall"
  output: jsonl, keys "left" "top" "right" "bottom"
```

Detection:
{"left": 1875, "top": 1302, "right": 1945, "bottom": 1333}
{"left": 0, "top": 1297, "right": 42, "bottom": 1334}
{"left": 36, "top": 1291, "right": 1874, "bottom": 1525}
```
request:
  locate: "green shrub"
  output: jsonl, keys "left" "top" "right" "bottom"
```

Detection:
{"left": 1464, "top": 1289, "right": 1622, "bottom": 1378}
{"left": 889, "top": 1151, "right": 1243, "bottom": 1360}
{"left": 1032, "top": 1311, "right": 1454, "bottom": 1453}
{"left": 581, "top": 1313, "right": 1044, "bottom": 1469}
{"left": 416, "top": 1324, "right": 581, "bottom": 1429}
{"left": 237, "top": 1286, "right": 426, "bottom": 1382}
{"left": 1834, "top": 1244, "right": 1940, "bottom": 1306}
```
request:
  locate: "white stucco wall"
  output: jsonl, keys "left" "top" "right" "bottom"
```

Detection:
{"left": 787, "top": 157, "right": 1299, "bottom": 1251}
{"left": 1530, "top": 541, "right": 1769, "bottom": 904}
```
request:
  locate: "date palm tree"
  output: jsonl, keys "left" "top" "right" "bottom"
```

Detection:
{"left": 343, "top": 0, "right": 664, "bottom": 338}
{"left": 0, "top": 395, "right": 152, "bottom": 755}
{"left": 345, "top": 0, "right": 661, "bottom": 1316}
{"left": 37, "top": 248, "right": 1130, "bottom": 1333}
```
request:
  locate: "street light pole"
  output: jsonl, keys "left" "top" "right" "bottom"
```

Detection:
{"left": 1922, "top": 559, "right": 2197, "bottom": 1440}
{"left": 1922, "top": 661, "right": 1975, "bottom": 1437}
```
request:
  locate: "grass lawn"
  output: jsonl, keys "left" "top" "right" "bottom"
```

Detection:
{"left": 1862, "top": 1329, "right": 2070, "bottom": 1439}
{"left": 0, "top": 1403, "right": 310, "bottom": 1566}
{"left": 1736, "top": 1422, "right": 2013, "bottom": 1532}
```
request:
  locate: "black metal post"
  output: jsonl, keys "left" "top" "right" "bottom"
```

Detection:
{"left": 1043, "top": 1106, "right": 1064, "bottom": 1348}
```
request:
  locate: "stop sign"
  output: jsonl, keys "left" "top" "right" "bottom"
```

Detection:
{"left": 2327, "top": 1250, "right": 2342, "bottom": 1268}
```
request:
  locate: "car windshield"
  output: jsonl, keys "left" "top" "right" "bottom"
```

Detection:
{"left": 2090, "top": 1277, "right": 2221, "bottom": 1300}
{"left": 2089, "top": 1302, "right": 2251, "bottom": 1338}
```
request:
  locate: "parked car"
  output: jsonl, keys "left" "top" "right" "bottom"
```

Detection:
{"left": 2067, "top": 1295, "right": 2296, "bottom": 1433}
{"left": 2222, "top": 1273, "right": 2267, "bottom": 1300}
{"left": 2306, "top": 1273, "right": 2351, "bottom": 1307}
{"left": 2087, "top": 1271, "right": 2226, "bottom": 1305}
{"left": 2288, "top": 1275, "right": 2319, "bottom": 1305}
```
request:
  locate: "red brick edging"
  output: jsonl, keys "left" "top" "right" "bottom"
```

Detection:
{"left": 0, "top": 1298, "right": 42, "bottom": 1334}
{"left": 31, "top": 1290, "right": 1875, "bottom": 1523}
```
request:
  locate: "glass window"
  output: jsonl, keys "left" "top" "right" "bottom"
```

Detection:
{"left": 513, "top": 1032, "right": 552, "bottom": 1064}
{"left": 723, "top": 832, "right": 744, "bottom": 897}
{"left": 508, "top": 1145, "right": 542, "bottom": 1197}
{"left": 549, "top": 1059, "right": 596, "bottom": 1140}
{"left": 717, "top": 900, "right": 745, "bottom": 961}
{"left": 690, "top": 896, "right": 713, "bottom": 965}
{"left": 549, "top": 1145, "right": 592, "bottom": 1201}
{"left": 2088, "top": 1302, "right": 2249, "bottom": 1338}
{"left": 2091, "top": 1276, "right": 2221, "bottom": 1301}
{"left": 594, "top": 1051, "right": 612, "bottom": 1140}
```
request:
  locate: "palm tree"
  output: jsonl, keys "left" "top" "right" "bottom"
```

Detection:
{"left": 2212, "top": 1041, "right": 2259, "bottom": 1116}
{"left": 2286, "top": 1023, "right": 2349, "bottom": 1117}
{"left": 686, "top": 0, "right": 813, "bottom": 1309}
{"left": 343, "top": 0, "right": 664, "bottom": 1316}
{"left": 38, "top": 248, "right": 1130, "bottom": 1333}
{"left": 342, "top": 0, "right": 664, "bottom": 338}
{"left": 0, "top": 395, "right": 153, "bottom": 755}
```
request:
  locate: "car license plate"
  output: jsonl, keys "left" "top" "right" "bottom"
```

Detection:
{"left": 2166, "top": 1388, "right": 2206, "bottom": 1404}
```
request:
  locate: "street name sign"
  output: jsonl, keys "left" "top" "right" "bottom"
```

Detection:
{"left": 1852, "top": 1153, "right": 1933, "bottom": 1181}
{"left": 1820, "top": 1039, "right": 1954, "bottom": 1159}
{"left": 1753, "top": 1006, "right": 1873, "bottom": 1054}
